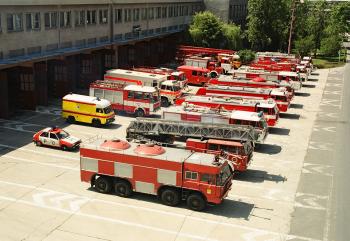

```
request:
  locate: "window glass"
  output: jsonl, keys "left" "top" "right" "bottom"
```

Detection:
{"left": 57, "top": 130, "right": 69, "bottom": 139}
{"left": 200, "top": 174, "right": 214, "bottom": 184}
{"left": 40, "top": 132, "right": 49, "bottom": 138}
{"left": 127, "top": 91, "right": 134, "bottom": 99}
{"left": 185, "top": 171, "right": 198, "bottom": 180}
{"left": 208, "top": 144, "right": 218, "bottom": 151}
{"left": 115, "top": 9, "right": 122, "bottom": 23}
{"left": 96, "top": 108, "right": 103, "bottom": 113}
{"left": 99, "top": 9, "right": 108, "bottom": 24}
{"left": 104, "top": 106, "right": 112, "bottom": 114}
{"left": 7, "top": 13, "right": 23, "bottom": 31}
{"left": 59, "top": 11, "right": 71, "bottom": 28}
{"left": 192, "top": 70, "right": 197, "bottom": 76}
{"left": 50, "top": 133, "right": 58, "bottom": 139}
{"left": 134, "top": 92, "right": 143, "bottom": 100}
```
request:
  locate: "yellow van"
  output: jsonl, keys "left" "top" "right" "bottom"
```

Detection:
{"left": 62, "top": 93, "right": 115, "bottom": 126}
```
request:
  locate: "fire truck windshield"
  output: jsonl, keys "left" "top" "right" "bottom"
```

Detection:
{"left": 104, "top": 106, "right": 112, "bottom": 114}
{"left": 216, "top": 164, "right": 232, "bottom": 186}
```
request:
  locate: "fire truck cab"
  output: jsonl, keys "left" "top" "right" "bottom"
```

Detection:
{"left": 89, "top": 80, "right": 161, "bottom": 117}
{"left": 177, "top": 65, "right": 211, "bottom": 86}
{"left": 184, "top": 57, "right": 223, "bottom": 77}
{"left": 186, "top": 138, "right": 253, "bottom": 172}
{"left": 217, "top": 53, "right": 241, "bottom": 72}
{"left": 80, "top": 137, "right": 233, "bottom": 211}
{"left": 104, "top": 69, "right": 183, "bottom": 107}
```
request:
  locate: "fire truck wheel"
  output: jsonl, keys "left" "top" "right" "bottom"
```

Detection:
{"left": 160, "top": 189, "right": 180, "bottom": 206}
{"left": 114, "top": 180, "right": 132, "bottom": 197}
{"left": 92, "top": 119, "right": 101, "bottom": 127}
{"left": 67, "top": 116, "right": 75, "bottom": 124}
{"left": 135, "top": 109, "right": 145, "bottom": 118}
{"left": 187, "top": 193, "right": 206, "bottom": 211}
{"left": 161, "top": 97, "right": 170, "bottom": 107}
{"left": 210, "top": 71, "right": 218, "bottom": 78}
{"left": 95, "top": 176, "right": 112, "bottom": 194}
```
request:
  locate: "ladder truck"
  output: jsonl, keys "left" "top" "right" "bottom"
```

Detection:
{"left": 126, "top": 117, "right": 265, "bottom": 144}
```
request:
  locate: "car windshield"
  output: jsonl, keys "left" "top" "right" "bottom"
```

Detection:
{"left": 57, "top": 130, "right": 69, "bottom": 139}
{"left": 216, "top": 164, "right": 232, "bottom": 186}
{"left": 172, "top": 85, "right": 181, "bottom": 92}
{"left": 104, "top": 106, "right": 112, "bottom": 114}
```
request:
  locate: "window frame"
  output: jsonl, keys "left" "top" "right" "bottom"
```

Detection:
{"left": 25, "top": 12, "right": 40, "bottom": 31}
{"left": 86, "top": 10, "right": 97, "bottom": 25}
{"left": 44, "top": 12, "right": 58, "bottom": 29}
{"left": 7, "top": 13, "right": 23, "bottom": 32}
{"left": 59, "top": 11, "right": 71, "bottom": 28}
{"left": 115, "top": 8, "right": 122, "bottom": 23}
{"left": 185, "top": 171, "right": 198, "bottom": 180}
{"left": 99, "top": 9, "right": 108, "bottom": 24}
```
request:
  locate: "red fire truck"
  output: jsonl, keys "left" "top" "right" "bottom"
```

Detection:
{"left": 186, "top": 139, "right": 253, "bottom": 173}
{"left": 175, "top": 95, "right": 279, "bottom": 126}
{"left": 184, "top": 57, "right": 224, "bottom": 76}
{"left": 256, "top": 52, "right": 300, "bottom": 62}
{"left": 197, "top": 85, "right": 292, "bottom": 112}
{"left": 80, "top": 137, "right": 233, "bottom": 211}
{"left": 209, "top": 76, "right": 299, "bottom": 94}
{"left": 104, "top": 69, "right": 183, "bottom": 107}
{"left": 234, "top": 67, "right": 305, "bottom": 82}
{"left": 131, "top": 67, "right": 188, "bottom": 89}
{"left": 162, "top": 105, "right": 269, "bottom": 143}
{"left": 177, "top": 65, "right": 212, "bottom": 86}
{"left": 89, "top": 80, "right": 161, "bottom": 117}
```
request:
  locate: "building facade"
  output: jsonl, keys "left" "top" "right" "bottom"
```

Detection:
{"left": 0, "top": 0, "right": 203, "bottom": 117}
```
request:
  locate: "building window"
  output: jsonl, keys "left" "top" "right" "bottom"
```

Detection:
{"left": 148, "top": 7, "right": 154, "bottom": 19}
{"left": 25, "top": 12, "right": 40, "bottom": 31}
{"left": 124, "top": 9, "right": 131, "bottom": 22}
{"left": 0, "top": 14, "right": 2, "bottom": 33}
{"left": 174, "top": 6, "right": 178, "bottom": 17}
{"left": 54, "top": 65, "right": 66, "bottom": 82}
{"left": 156, "top": 7, "right": 161, "bottom": 19}
{"left": 81, "top": 59, "right": 92, "bottom": 74}
{"left": 59, "top": 11, "right": 71, "bottom": 28}
{"left": 75, "top": 10, "right": 85, "bottom": 26}
{"left": 115, "top": 9, "right": 122, "bottom": 23}
{"left": 141, "top": 8, "right": 148, "bottom": 20}
{"left": 133, "top": 8, "right": 139, "bottom": 21}
{"left": 20, "top": 74, "right": 34, "bottom": 91}
{"left": 179, "top": 6, "right": 184, "bottom": 16}
{"left": 7, "top": 13, "right": 23, "bottom": 32}
{"left": 184, "top": 5, "right": 189, "bottom": 16}
{"left": 44, "top": 12, "right": 57, "bottom": 29}
{"left": 162, "top": 7, "right": 167, "bottom": 18}
{"left": 168, "top": 6, "right": 173, "bottom": 18}
{"left": 86, "top": 10, "right": 96, "bottom": 25}
{"left": 99, "top": 9, "right": 108, "bottom": 24}
{"left": 185, "top": 171, "right": 198, "bottom": 180}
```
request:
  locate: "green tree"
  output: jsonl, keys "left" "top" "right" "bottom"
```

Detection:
{"left": 237, "top": 49, "right": 256, "bottom": 64}
{"left": 188, "top": 11, "right": 224, "bottom": 48}
{"left": 246, "top": 0, "right": 290, "bottom": 51}
{"left": 320, "top": 36, "right": 342, "bottom": 56}
{"left": 222, "top": 23, "right": 242, "bottom": 50}
{"left": 294, "top": 36, "right": 314, "bottom": 56}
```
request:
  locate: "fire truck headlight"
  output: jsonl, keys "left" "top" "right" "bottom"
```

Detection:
{"left": 207, "top": 189, "right": 212, "bottom": 194}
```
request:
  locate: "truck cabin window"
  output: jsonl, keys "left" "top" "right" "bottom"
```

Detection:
{"left": 200, "top": 173, "right": 215, "bottom": 184}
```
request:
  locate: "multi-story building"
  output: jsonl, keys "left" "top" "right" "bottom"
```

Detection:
{"left": 204, "top": 0, "right": 248, "bottom": 26}
{"left": 0, "top": 0, "right": 203, "bottom": 117}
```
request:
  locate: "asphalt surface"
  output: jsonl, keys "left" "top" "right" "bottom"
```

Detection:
{"left": 0, "top": 67, "right": 336, "bottom": 241}
{"left": 289, "top": 54, "right": 350, "bottom": 241}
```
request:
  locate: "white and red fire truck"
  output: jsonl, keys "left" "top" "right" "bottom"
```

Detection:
{"left": 184, "top": 56, "right": 224, "bottom": 76}
{"left": 177, "top": 65, "right": 212, "bottom": 86}
{"left": 256, "top": 52, "right": 299, "bottom": 62}
{"left": 80, "top": 137, "right": 233, "bottom": 211}
{"left": 209, "top": 76, "right": 299, "bottom": 94}
{"left": 131, "top": 67, "right": 188, "bottom": 89}
{"left": 175, "top": 95, "right": 279, "bottom": 126}
{"left": 162, "top": 105, "right": 268, "bottom": 142}
{"left": 186, "top": 138, "right": 253, "bottom": 173}
{"left": 89, "top": 80, "right": 161, "bottom": 117}
{"left": 104, "top": 69, "right": 183, "bottom": 107}
{"left": 197, "top": 85, "right": 292, "bottom": 112}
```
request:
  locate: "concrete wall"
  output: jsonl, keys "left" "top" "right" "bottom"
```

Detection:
{"left": 203, "top": 0, "right": 229, "bottom": 23}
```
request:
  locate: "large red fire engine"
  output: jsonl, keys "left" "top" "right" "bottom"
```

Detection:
{"left": 176, "top": 45, "right": 235, "bottom": 62}
{"left": 177, "top": 65, "right": 212, "bottom": 86}
{"left": 175, "top": 95, "right": 279, "bottom": 126}
{"left": 186, "top": 139, "right": 253, "bottom": 173}
{"left": 184, "top": 57, "right": 224, "bottom": 76}
{"left": 209, "top": 76, "right": 300, "bottom": 94}
{"left": 89, "top": 80, "right": 161, "bottom": 117}
{"left": 256, "top": 52, "right": 300, "bottom": 63}
{"left": 80, "top": 137, "right": 233, "bottom": 211}
{"left": 197, "top": 85, "right": 292, "bottom": 112}
{"left": 131, "top": 67, "right": 188, "bottom": 89}
{"left": 104, "top": 69, "right": 183, "bottom": 107}
{"left": 162, "top": 105, "right": 268, "bottom": 143}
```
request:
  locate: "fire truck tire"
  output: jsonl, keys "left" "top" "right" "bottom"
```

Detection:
{"left": 92, "top": 119, "right": 101, "bottom": 127}
{"left": 160, "top": 188, "right": 180, "bottom": 206}
{"left": 114, "top": 180, "right": 132, "bottom": 197}
{"left": 161, "top": 97, "right": 170, "bottom": 107}
{"left": 61, "top": 145, "right": 68, "bottom": 151}
{"left": 67, "top": 116, "right": 75, "bottom": 124}
{"left": 135, "top": 109, "right": 145, "bottom": 117}
{"left": 187, "top": 193, "right": 206, "bottom": 211}
{"left": 95, "top": 176, "right": 112, "bottom": 194}
{"left": 209, "top": 71, "right": 218, "bottom": 78}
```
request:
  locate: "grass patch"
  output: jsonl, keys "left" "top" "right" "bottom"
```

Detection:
{"left": 313, "top": 53, "right": 347, "bottom": 69}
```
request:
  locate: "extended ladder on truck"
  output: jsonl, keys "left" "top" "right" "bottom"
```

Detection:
{"left": 126, "top": 117, "right": 263, "bottom": 144}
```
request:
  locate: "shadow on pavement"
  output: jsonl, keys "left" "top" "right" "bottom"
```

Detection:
{"left": 268, "top": 127, "right": 290, "bottom": 136}
{"left": 290, "top": 103, "right": 303, "bottom": 109}
{"left": 302, "top": 84, "right": 316, "bottom": 88}
{"left": 254, "top": 143, "right": 282, "bottom": 154}
{"left": 279, "top": 113, "right": 300, "bottom": 120}
{"left": 234, "top": 169, "right": 287, "bottom": 183}
{"left": 308, "top": 78, "right": 319, "bottom": 82}
{"left": 294, "top": 92, "right": 311, "bottom": 97}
